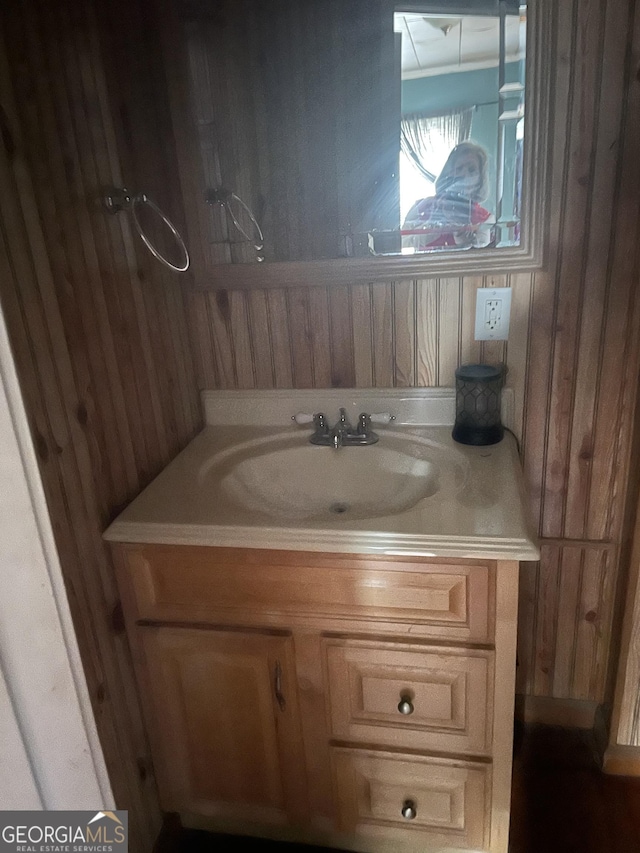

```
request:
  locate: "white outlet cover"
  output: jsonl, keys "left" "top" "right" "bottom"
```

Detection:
{"left": 475, "top": 287, "right": 512, "bottom": 341}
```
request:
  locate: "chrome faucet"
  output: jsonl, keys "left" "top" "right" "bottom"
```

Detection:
{"left": 331, "top": 408, "right": 352, "bottom": 449}
{"left": 306, "top": 408, "right": 383, "bottom": 449}
{"left": 293, "top": 409, "right": 395, "bottom": 448}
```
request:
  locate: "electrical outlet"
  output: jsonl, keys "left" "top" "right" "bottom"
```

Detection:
{"left": 485, "top": 299, "right": 502, "bottom": 331}
{"left": 475, "top": 287, "right": 512, "bottom": 341}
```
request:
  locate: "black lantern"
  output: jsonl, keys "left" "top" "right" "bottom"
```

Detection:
{"left": 452, "top": 364, "right": 504, "bottom": 446}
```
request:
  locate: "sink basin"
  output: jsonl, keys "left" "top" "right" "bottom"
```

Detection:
{"left": 199, "top": 431, "right": 469, "bottom": 522}
{"left": 104, "top": 390, "right": 540, "bottom": 561}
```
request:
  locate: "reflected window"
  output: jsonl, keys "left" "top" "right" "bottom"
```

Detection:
{"left": 372, "top": 5, "right": 526, "bottom": 256}
{"left": 399, "top": 109, "right": 473, "bottom": 221}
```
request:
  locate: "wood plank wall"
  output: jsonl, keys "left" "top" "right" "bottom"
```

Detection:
{"left": 187, "top": 0, "right": 640, "bottom": 710}
{"left": 177, "top": 0, "right": 400, "bottom": 264}
{"left": 0, "top": 0, "right": 201, "bottom": 847}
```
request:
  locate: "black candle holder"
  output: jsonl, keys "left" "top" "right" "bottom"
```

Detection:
{"left": 452, "top": 364, "right": 504, "bottom": 446}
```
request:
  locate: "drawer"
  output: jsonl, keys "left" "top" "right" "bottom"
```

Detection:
{"left": 332, "top": 747, "right": 489, "bottom": 851}
{"left": 325, "top": 640, "right": 493, "bottom": 756}
{"left": 120, "top": 545, "right": 493, "bottom": 642}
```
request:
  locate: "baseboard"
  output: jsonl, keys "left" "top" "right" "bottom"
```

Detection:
{"left": 515, "top": 695, "right": 599, "bottom": 729}
{"left": 603, "top": 744, "right": 640, "bottom": 776}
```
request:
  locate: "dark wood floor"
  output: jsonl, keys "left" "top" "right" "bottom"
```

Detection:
{"left": 158, "top": 725, "right": 640, "bottom": 853}
{"left": 510, "top": 725, "right": 640, "bottom": 852}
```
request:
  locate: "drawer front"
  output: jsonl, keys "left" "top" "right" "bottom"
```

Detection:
{"left": 326, "top": 640, "right": 493, "bottom": 756}
{"left": 332, "top": 747, "right": 489, "bottom": 851}
{"left": 121, "top": 545, "right": 493, "bottom": 642}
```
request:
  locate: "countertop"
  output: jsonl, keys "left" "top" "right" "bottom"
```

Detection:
{"left": 103, "top": 420, "right": 540, "bottom": 561}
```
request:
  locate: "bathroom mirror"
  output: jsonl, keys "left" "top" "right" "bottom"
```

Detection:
{"left": 162, "top": 0, "right": 550, "bottom": 287}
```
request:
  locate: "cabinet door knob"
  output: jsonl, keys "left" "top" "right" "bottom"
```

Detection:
{"left": 401, "top": 799, "right": 417, "bottom": 820}
{"left": 397, "top": 695, "right": 414, "bottom": 715}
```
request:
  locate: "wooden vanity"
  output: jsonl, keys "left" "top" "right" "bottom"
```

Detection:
{"left": 104, "top": 389, "right": 538, "bottom": 852}
{"left": 113, "top": 543, "right": 519, "bottom": 853}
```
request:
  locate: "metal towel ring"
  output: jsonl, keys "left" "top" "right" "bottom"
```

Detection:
{"left": 205, "top": 187, "right": 264, "bottom": 251}
{"left": 103, "top": 187, "right": 190, "bottom": 273}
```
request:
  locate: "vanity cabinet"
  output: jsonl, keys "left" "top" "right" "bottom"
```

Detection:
{"left": 114, "top": 544, "right": 519, "bottom": 853}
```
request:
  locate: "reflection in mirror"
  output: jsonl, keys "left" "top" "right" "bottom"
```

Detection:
{"left": 395, "top": 5, "right": 525, "bottom": 255}
{"left": 177, "top": 0, "right": 527, "bottom": 265}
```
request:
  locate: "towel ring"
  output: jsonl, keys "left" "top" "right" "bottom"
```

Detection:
{"left": 205, "top": 187, "right": 264, "bottom": 252}
{"left": 103, "top": 187, "right": 190, "bottom": 273}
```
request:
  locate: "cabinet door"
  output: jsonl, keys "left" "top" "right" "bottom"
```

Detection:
{"left": 138, "top": 627, "right": 308, "bottom": 826}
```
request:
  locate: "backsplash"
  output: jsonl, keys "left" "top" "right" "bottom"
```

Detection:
{"left": 201, "top": 387, "right": 515, "bottom": 431}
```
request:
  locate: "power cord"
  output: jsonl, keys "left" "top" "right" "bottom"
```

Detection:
{"left": 504, "top": 425, "right": 521, "bottom": 456}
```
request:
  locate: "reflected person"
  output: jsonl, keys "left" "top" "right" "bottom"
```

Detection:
{"left": 402, "top": 141, "right": 494, "bottom": 251}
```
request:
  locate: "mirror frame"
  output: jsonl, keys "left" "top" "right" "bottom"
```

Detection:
{"left": 163, "top": 0, "right": 553, "bottom": 289}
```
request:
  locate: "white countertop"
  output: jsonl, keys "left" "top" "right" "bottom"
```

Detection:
{"left": 103, "top": 390, "right": 540, "bottom": 561}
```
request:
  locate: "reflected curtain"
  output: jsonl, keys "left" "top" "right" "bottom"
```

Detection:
{"left": 401, "top": 108, "right": 473, "bottom": 182}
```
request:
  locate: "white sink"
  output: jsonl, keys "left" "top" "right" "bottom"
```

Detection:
{"left": 103, "top": 389, "right": 540, "bottom": 560}
{"left": 199, "top": 431, "right": 469, "bottom": 522}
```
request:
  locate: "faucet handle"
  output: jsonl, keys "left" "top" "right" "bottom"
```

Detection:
{"left": 314, "top": 413, "right": 329, "bottom": 433}
{"left": 367, "top": 412, "right": 396, "bottom": 425}
{"left": 293, "top": 412, "right": 329, "bottom": 435}
{"left": 292, "top": 412, "right": 314, "bottom": 425}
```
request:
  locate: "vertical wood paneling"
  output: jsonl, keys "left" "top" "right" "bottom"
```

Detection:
{"left": 0, "top": 0, "right": 201, "bottom": 847}
{"left": 458, "top": 276, "right": 484, "bottom": 368}
{"left": 246, "top": 290, "right": 275, "bottom": 389}
{"left": 12, "top": 4, "right": 131, "bottom": 503}
{"left": 563, "top": 0, "right": 627, "bottom": 540}
{"left": 524, "top": 544, "right": 615, "bottom": 702}
{"left": 266, "top": 289, "right": 294, "bottom": 388}
{"left": 601, "top": 0, "right": 640, "bottom": 750}
{"left": 507, "top": 273, "right": 534, "bottom": 442}
{"left": 392, "top": 280, "right": 415, "bottom": 387}
{"left": 328, "top": 286, "right": 355, "bottom": 387}
{"left": 415, "top": 280, "right": 438, "bottom": 387}
{"left": 206, "top": 291, "right": 236, "bottom": 389}
{"left": 552, "top": 547, "right": 584, "bottom": 697}
{"left": 437, "top": 277, "right": 462, "bottom": 386}
{"left": 516, "top": 561, "right": 540, "bottom": 696}
{"left": 522, "top": 269, "right": 556, "bottom": 535}
{"left": 350, "top": 284, "right": 374, "bottom": 387}
{"left": 573, "top": 549, "right": 615, "bottom": 700}
{"left": 287, "top": 288, "right": 314, "bottom": 389}
{"left": 611, "top": 488, "right": 640, "bottom": 747}
{"left": 541, "top": 0, "right": 603, "bottom": 541}
{"left": 532, "top": 545, "right": 562, "bottom": 697}
{"left": 228, "top": 290, "right": 254, "bottom": 389}
{"left": 588, "top": 158, "right": 640, "bottom": 543}
{"left": 189, "top": 269, "right": 529, "bottom": 394}
{"left": 308, "top": 287, "right": 332, "bottom": 387}
{"left": 188, "top": 292, "right": 218, "bottom": 389}
{"left": 371, "top": 283, "right": 394, "bottom": 387}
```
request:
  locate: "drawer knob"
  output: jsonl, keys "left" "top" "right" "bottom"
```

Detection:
{"left": 401, "top": 799, "right": 417, "bottom": 820}
{"left": 397, "top": 695, "right": 414, "bottom": 715}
